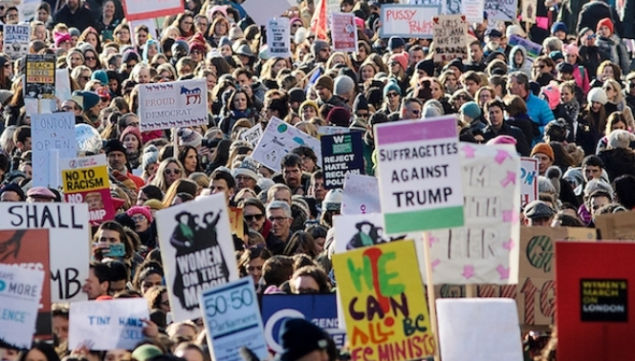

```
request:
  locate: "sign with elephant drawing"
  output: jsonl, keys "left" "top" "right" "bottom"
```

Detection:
{"left": 138, "top": 78, "right": 208, "bottom": 131}
{"left": 156, "top": 193, "right": 239, "bottom": 322}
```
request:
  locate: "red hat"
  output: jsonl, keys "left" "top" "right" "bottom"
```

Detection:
{"left": 389, "top": 52, "right": 409, "bottom": 71}
{"left": 597, "top": 18, "right": 613, "bottom": 35}
{"left": 120, "top": 126, "right": 142, "bottom": 144}
{"left": 126, "top": 205, "right": 153, "bottom": 223}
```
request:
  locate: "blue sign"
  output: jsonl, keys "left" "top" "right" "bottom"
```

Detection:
{"left": 320, "top": 131, "right": 365, "bottom": 189}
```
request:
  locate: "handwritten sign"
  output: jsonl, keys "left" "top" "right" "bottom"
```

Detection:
{"left": 331, "top": 12, "right": 358, "bottom": 52}
{"left": 379, "top": 4, "right": 440, "bottom": 38}
{"left": 200, "top": 278, "right": 268, "bottom": 361}
{"left": 0, "top": 203, "right": 90, "bottom": 303}
{"left": 156, "top": 194, "right": 238, "bottom": 322}
{"left": 61, "top": 155, "right": 114, "bottom": 225}
{"left": 240, "top": 124, "right": 264, "bottom": 148}
{"left": 138, "top": 79, "right": 208, "bottom": 132}
{"left": 433, "top": 14, "right": 468, "bottom": 62}
{"left": 321, "top": 132, "right": 364, "bottom": 189}
{"left": 0, "top": 229, "right": 51, "bottom": 337}
{"left": 31, "top": 112, "right": 76, "bottom": 188}
{"left": 122, "top": 0, "right": 183, "bottom": 20}
{"left": 520, "top": 157, "right": 538, "bottom": 208}
{"left": 484, "top": 0, "right": 517, "bottom": 21}
{"left": 508, "top": 35, "right": 542, "bottom": 58}
{"left": 333, "top": 240, "right": 435, "bottom": 361}
{"left": 375, "top": 115, "right": 464, "bottom": 233}
{"left": 68, "top": 298, "right": 149, "bottom": 350}
{"left": 252, "top": 117, "right": 321, "bottom": 172}
{"left": 0, "top": 264, "right": 44, "bottom": 349}
{"left": 267, "top": 18, "right": 291, "bottom": 58}
{"left": 261, "top": 294, "right": 346, "bottom": 352}
{"left": 3, "top": 24, "right": 29, "bottom": 59}
{"left": 427, "top": 143, "right": 520, "bottom": 284}
{"left": 341, "top": 174, "right": 381, "bottom": 215}
{"left": 595, "top": 212, "right": 635, "bottom": 240}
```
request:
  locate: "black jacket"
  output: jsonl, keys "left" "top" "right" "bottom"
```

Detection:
{"left": 482, "top": 122, "right": 531, "bottom": 156}
{"left": 52, "top": 4, "right": 96, "bottom": 32}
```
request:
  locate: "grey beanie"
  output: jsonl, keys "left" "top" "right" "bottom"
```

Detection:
{"left": 334, "top": 75, "right": 355, "bottom": 97}
{"left": 141, "top": 145, "right": 159, "bottom": 171}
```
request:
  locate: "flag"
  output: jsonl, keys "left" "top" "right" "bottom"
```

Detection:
{"left": 310, "top": 0, "right": 328, "bottom": 40}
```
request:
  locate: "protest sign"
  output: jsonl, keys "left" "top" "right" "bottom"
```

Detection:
{"left": 18, "top": 0, "right": 40, "bottom": 22}
{"left": 61, "top": 154, "right": 114, "bottom": 224}
{"left": 320, "top": 132, "right": 364, "bottom": 189}
{"left": 55, "top": 69, "right": 72, "bottom": 106}
{"left": 68, "top": 298, "right": 149, "bottom": 350}
{"left": 242, "top": 0, "right": 290, "bottom": 26}
{"left": 484, "top": 0, "right": 517, "bottom": 20}
{"left": 240, "top": 124, "right": 263, "bottom": 148}
{"left": 374, "top": 115, "right": 464, "bottom": 234}
{"left": 521, "top": 0, "right": 537, "bottom": 23}
{"left": 122, "top": 0, "right": 183, "bottom": 20}
{"left": 0, "top": 264, "right": 44, "bottom": 349}
{"left": 0, "top": 203, "right": 90, "bottom": 303}
{"left": 341, "top": 174, "right": 381, "bottom": 215}
{"left": 24, "top": 54, "right": 55, "bottom": 99}
{"left": 0, "top": 229, "right": 51, "bottom": 337}
{"left": 595, "top": 212, "right": 635, "bottom": 240}
{"left": 267, "top": 18, "right": 291, "bottom": 58}
{"left": 441, "top": 0, "right": 484, "bottom": 22}
{"left": 520, "top": 157, "right": 538, "bottom": 208}
{"left": 252, "top": 117, "right": 321, "bottom": 172}
{"left": 138, "top": 79, "right": 208, "bottom": 132}
{"left": 333, "top": 213, "right": 414, "bottom": 252}
{"left": 318, "top": 126, "right": 350, "bottom": 135}
{"left": 379, "top": 4, "right": 440, "bottom": 38}
{"left": 437, "top": 299, "right": 523, "bottom": 361}
{"left": 556, "top": 242, "right": 635, "bottom": 361}
{"left": 156, "top": 194, "right": 239, "bottom": 322}
{"left": 200, "top": 278, "right": 268, "bottom": 361}
{"left": 333, "top": 240, "right": 435, "bottom": 361}
{"left": 3, "top": 24, "right": 29, "bottom": 59}
{"left": 31, "top": 112, "right": 77, "bottom": 188}
{"left": 261, "top": 294, "right": 346, "bottom": 352}
{"left": 331, "top": 12, "right": 358, "bottom": 52}
{"left": 426, "top": 143, "right": 520, "bottom": 284}
{"left": 508, "top": 35, "right": 542, "bottom": 58}
{"left": 433, "top": 14, "right": 468, "bottom": 62}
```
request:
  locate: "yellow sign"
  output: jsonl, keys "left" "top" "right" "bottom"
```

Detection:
{"left": 62, "top": 165, "right": 109, "bottom": 193}
{"left": 332, "top": 240, "right": 435, "bottom": 361}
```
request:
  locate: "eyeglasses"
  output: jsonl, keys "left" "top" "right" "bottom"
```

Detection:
{"left": 268, "top": 216, "right": 287, "bottom": 222}
{"left": 292, "top": 23, "right": 301, "bottom": 28}
{"left": 387, "top": 92, "right": 399, "bottom": 98}
{"left": 244, "top": 213, "right": 264, "bottom": 221}
{"left": 85, "top": 56, "right": 96, "bottom": 61}
{"left": 131, "top": 214, "right": 147, "bottom": 222}
{"left": 80, "top": 76, "right": 90, "bottom": 81}
{"left": 410, "top": 109, "right": 421, "bottom": 115}
{"left": 164, "top": 168, "right": 181, "bottom": 175}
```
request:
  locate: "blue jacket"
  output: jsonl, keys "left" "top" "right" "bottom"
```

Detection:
{"left": 525, "top": 93, "right": 554, "bottom": 145}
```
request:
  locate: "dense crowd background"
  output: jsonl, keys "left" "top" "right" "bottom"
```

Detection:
{"left": 0, "top": 0, "right": 634, "bottom": 360}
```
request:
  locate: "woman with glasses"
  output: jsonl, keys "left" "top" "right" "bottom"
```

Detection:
{"left": 113, "top": 23, "right": 131, "bottom": 47}
{"left": 381, "top": 81, "right": 401, "bottom": 115}
{"left": 603, "top": 79, "right": 628, "bottom": 116}
{"left": 82, "top": 47, "right": 101, "bottom": 71}
{"left": 174, "top": 11, "right": 195, "bottom": 40}
{"left": 207, "top": 15, "right": 230, "bottom": 46}
{"left": 152, "top": 158, "right": 185, "bottom": 194}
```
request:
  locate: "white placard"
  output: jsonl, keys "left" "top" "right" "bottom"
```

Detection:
{"left": 31, "top": 112, "right": 77, "bottom": 188}
{"left": 267, "top": 18, "right": 291, "bottom": 58}
{"left": 520, "top": 157, "right": 538, "bottom": 208}
{"left": 341, "top": 173, "right": 381, "bottom": 215}
{"left": 240, "top": 124, "right": 263, "bottom": 148}
{"left": 122, "top": 0, "right": 183, "bottom": 20}
{"left": 242, "top": 0, "right": 290, "bottom": 26}
{"left": 55, "top": 69, "right": 72, "bottom": 105}
{"left": 3, "top": 24, "right": 30, "bottom": 59}
{"left": 484, "top": 0, "right": 518, "bottom": 21}
{"left": 330, "top": 12, "right": 358, "bottom": 52}
{"left": 138, "top": 79, "right": 208, "bottom": 132}
{"left": 379, "top": 4, "right": 440, "bottom": 38}
{"left": 333, "top": 213, "right": 419, "bottom": 253}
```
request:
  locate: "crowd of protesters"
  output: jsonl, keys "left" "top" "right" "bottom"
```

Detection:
{"left": 0, "top": 0, "right": 634, "bottom": 360}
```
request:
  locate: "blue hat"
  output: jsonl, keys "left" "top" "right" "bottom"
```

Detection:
{"left": 485, "top": 28, "right": 502, "bottom": 38}
{"left": 383, "top": 81, "right": 401, "bottom": 97}
{"left": 460, "top": 101, "right": 482, "bottom": 120}
{"left": 551, "top": 22, "right": 567, "bottom": 34}
{"left": 72, "top": 90, "right": 100, "bottom": 110}
{"left": 91, "top": 70, "right": 108, "bottom": 85}
{"left": 387, "top": 36, "right": 405, "bottom": 51}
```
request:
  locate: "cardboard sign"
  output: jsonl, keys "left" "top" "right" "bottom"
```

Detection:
{"left": 331, "top": 12, "right": 358, "bottom": 52}
{"left": 332, "top": 240, "right": 435, "bottom": 361}
{"left": 374, "top": 115, "right": 464, "bottom": 233}
{"left": 484, "top": 0, "right": 517, "bottom": 20}
{"left": 0, "top": 264, "right": 45, "bottom": 349}
{"left": 200, "top": 278, "right": 268, "bottom": 361}
{"left": 261, "top": 294, "right": 346, "bottom": 352}
{"left": 252, "top": 117, "right": 321, "bottom": 172}
{"left": 379, "top": 4, "right": 440, "bottom": 38}
{"left": 595, "top": 212, "right": 635, "bottom": 240}
{"left": 436, "top": 299, "right": 523, "bottom": 361}
{"left": 68, "top": 298, "right": 149, "bottom": 350}
{"left": 267, "top": 18, "right": 291, "bottom": 58}
{"left": 433, "top": 14, "right": 468, "bottom": 62}
{"left": 242, "top": 0, "right": 290, "bottom": 26}
{"left": 3, "top": 24, "right": 29, "bottom": 59}
{"left": 556, "top": 242, "right": 635, "bottom": 361}
{"left": 521, "top": 0, "right": 537, "bottom": 23}
{"left": 122, "top": 0, "right": 183, "bottom": 20}
{"left": 520, "top": 157, "right": 538, "bottom": 208}
{"left": 240, "top": 124, "right": 263, "bottom": 148}
{"left": 156, "top": 194, "right": 239, "bottom": 322}
{"left": 24, "top": 54, "right": 55, "bottom": 99}
{"left": 427, "top": 143, "right": 520, "bottom": 284}
{"left": 31, "top": 112, "right": 77, "bottom": 188}
{"left": 320, "top": 132, "right": 364, "bottom": 189}
{"left": 138, "top": 79, "right": 208, "bottom": 132}
{"left": 0, "top": 203, "right": 90, "bottom": 303}
{"left": 0, "top": 229, "right": 51, "bottom": 337}
{"left": 508, "top": 35, "right": 542, "bottom": 58}
{"left": 61, "top": 155, "right": 114, "bottom": 224}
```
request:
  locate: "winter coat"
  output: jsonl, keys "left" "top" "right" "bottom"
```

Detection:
{"left": 598, "top": 148, "right": 635, "bottom": 181}
{"left": 508, "top": 46, "right": 533, "bottom": 77}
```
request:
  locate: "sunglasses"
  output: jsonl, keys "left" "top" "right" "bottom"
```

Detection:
{"left": 164, "top": 169, "right": 181, "bottom": 175}
{"left": 244, "top": 214, "right": 264, "bottom": 221}
{"left": 387, "top": 92, "right": 399, "bottom": 98}
{"left": 85, "top": 56, "right": 96, "bottom": 61}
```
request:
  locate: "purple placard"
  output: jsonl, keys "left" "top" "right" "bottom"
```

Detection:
{"left": 375, "top": 116, "right": 457, "bottom": 145}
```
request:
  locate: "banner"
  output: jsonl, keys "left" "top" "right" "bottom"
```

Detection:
{"left": 3, "top": 24, "right": 29, "bottom": 59}
{"left": 332, "top": 241, "right": 435, "bottom": 361}
{"left": 0, "top": 264, "right": 44, "bottom": 349}
{"left": 320, "top": 132, "right": 364, "bottom": 190}
{"left": 331, "top": 12, "right": 358, "bottom": 52}
{"left": 0, "top": 229, "right": 51, "bottom": 337}
{"left": 252, "top": 117, "right": 321, "bottom": 172}
{"left": 556, "top": 242, "right": 635, "bottom": 361}
{"left": 156, "top": 194, "right": 239, "bottom": 322}
{"left": 595, "top": 212, "right": 635, "bottom": 240}
{"left": 379, "top": 4, "right": 440, "bottom": 38}
{"left": 375, "top": 115, "right": 464, "bottom": 233}
{"left": 122, "top": 0, "right": 184, "bottom": 20}
{"left": 520, "top": 157, "right": 538, "bottom": 208}
{"left": 433, "top": 14, "right": 468, "bottom": 62}
{"left": 138, "top": 79, "right": 208, "bottom": 131}
{"left": 341, "top": 174, "right": 381, "bottom": 215}
{"left": 427, "top": 143, "right": 520, "bottom": 284}
{"left": 61, "top": 154, "right": 114, "bottom": 224}
{"left": 484, "top": 0, "right": 518, "bottom": 21}
{"left": 200, "top": 278, "right": 268, "bottom": 361}
{"left": 240, "top": 124, "right": 263, "bottom": 148}
{"left": 68, "top": 298, "right": 149, "bottom": 350}
{"left": 261, "top": 294, "right": 346, "bottom": 352}
{"left": 267, "top": 18, "right": 291, "bottom": 58}
{"left": 24, "top": 54, "right": 55, "bottom": 99}
{"left": 31, "top": 112, "right": 76, "bottom": 188}
{"left": 508, "top": 35, "right": 542, "bottom": 58}
{"left": 0, "top": 203, "right": 90, "bottom": 303}
{"left": 437, "top": 299, "right": 523, "bottom": 361}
